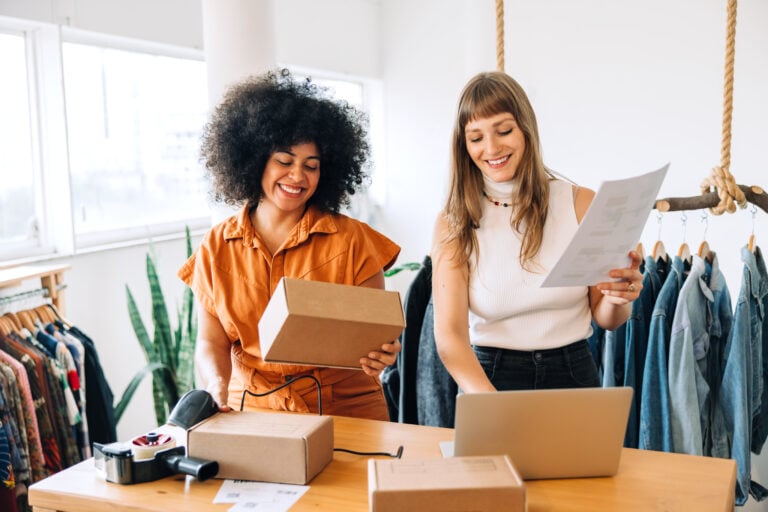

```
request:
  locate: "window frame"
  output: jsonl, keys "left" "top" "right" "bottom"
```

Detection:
{"left": 0, "top": 16, "right": 212, "bottom": 266}
{"left": 288, "top": 64, "right": 387, "bottom": 208}
{"left": 61, "top": 27, "right": 212, "bottom": 251}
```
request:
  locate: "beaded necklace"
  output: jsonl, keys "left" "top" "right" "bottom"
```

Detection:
{"left": 482, "top": 191, "right": 511, "bottom": 208}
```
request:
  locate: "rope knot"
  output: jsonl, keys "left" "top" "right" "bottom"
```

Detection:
{"left": 700, "top": 165, "right": 747, "bottom": 215}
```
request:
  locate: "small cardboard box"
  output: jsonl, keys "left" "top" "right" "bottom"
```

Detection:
{"left": 186, "top": 411, "right": 333, "bottom": 484}
{"left": 259, "top": 277, "right": 405, "bottom": 368}
{"left": 368, "top": 455, "right": 526, "bottom": 512}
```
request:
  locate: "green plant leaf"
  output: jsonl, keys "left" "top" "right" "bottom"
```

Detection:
{"left": 114, "top": 361, "right": 169, "bottom": 424}
{"left": 119, "top": 226, "right": 198, "bottom": 426}
{"left": 177, "top": 225, "right": 197, "bottom": 395}
{"left": 153, "top": 366, "right": 180, "bottom": 426}
{"left": 185, "top": 225, "right": 193, "bottom": 258}
{"left": 147, "top": 254, "right": 175, "bottom": 374}
{"left": 176, "top": 286, "right": 196, "bottom": 394}
{"left": 383, "top": 261, "right": 422, "bottom": 277}
{"left": 126, "top": 285, "right": 155, "bottom": 363}
{"left": 151, "top": 378, "right": 167, "bottom": 426}
{"left": 176, "top": 330, "right": 195, "bottom": 395}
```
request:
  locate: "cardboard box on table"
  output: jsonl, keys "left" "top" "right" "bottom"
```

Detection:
{"left": 186, "top": 410, "right": 333, "bottom": 484}
{"left": 368, "top": 455, "right": 526, "bottom": 512}
{"left": 259, "top": 277, "right": 405, "bottom": 368}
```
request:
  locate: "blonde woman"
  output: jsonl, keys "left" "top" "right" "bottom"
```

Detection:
{"left": 432, "top": 71, "right": 642, "bottom": 393}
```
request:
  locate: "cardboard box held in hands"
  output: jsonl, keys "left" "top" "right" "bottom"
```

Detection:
{"left": 258, "top": 277, "right": 405, "bottom": 369}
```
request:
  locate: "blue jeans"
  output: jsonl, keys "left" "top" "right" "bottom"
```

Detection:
{"left": 473, "top": 340, "right": 600, "bottom": 390}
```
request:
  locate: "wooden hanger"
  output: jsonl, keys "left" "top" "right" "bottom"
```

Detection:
{"left": 3, "top": 313, "right": 23, "bottom": 332}
{"left": 46, "top": 303, "right": 71, "bottom": 328}
{"left": 696, "top": 212, "right": 713, "bottom": 263}
{"left": 747, "top": 205, "right": 758, "bottom": 253}
{"left": 652, "top": 240, "right": 667, "bottom": 262}
{"left": 697, "top": 240, "right": 712, "bottom": 263}
{"left": 635, "top": 242, "right": 645, "bottom": 260}
{"left": 677, "top": 212, "right": 691, "bottom": 263}
{"left": 17, "top": 310, "right": 38, "bottom": 332}
{"left": 34, "top": 305, "right": 55, "bottom": 324}
{"left": 0, "top": 316, "right": 14, "bottom": 337}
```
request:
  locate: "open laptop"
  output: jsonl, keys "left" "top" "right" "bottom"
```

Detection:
{"left": 451, "top": 386, "right": 633, "bottom": 480}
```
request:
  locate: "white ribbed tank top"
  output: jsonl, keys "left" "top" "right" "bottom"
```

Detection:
{"left": 468, "top": 177, "right": 592, "bottom": 350}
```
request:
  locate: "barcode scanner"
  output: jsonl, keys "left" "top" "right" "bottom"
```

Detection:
{"left": 168, "top": 389, "right": 220, "bottom": 429}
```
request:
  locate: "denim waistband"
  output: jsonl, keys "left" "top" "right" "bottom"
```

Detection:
{"left": 472, "top": 339, "right": 589, "bottom": 358}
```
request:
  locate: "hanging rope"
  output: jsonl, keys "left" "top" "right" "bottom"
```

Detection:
{"left": 657, "top": 0, "right": 765, "bottom": 215}
{"left": 700, "top": 0, "right": 747, "bottom": 215}
{"left": 720, "top": 0, "right": 737, "bottom": 175}
{"left": 495, "top": 0, "right": 505, "bottom": 71}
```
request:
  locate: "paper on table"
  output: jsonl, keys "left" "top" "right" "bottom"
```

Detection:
{"left": 213, "top": 479, "right": 310, "bottom": 512}
{"left": 540, "top": 163, "right": 669, "bottom": 287}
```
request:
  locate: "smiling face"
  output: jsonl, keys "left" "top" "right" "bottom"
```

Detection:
{"left": 260, "top": 142, "right": 320, "bottom": 214}
{"left": 464, "top": 112, "right": 526, "bottom": 183}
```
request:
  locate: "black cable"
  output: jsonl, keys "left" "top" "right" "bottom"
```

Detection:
{"left": 333, "top": 445, "right": 404, "bottom": 459}
{"left": 239, "top": 374, "right": 323, "bottom": 415}
{"left": 239, "top": 374, "right": 403, "bottom": 459}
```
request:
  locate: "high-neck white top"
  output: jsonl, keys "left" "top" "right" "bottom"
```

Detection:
{"left": 468, "top": 177, "right": 592, "bottom": 350}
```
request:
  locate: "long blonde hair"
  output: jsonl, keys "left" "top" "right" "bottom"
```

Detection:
{"left": 442, "top": 71, "right": 551, "bottom": 270}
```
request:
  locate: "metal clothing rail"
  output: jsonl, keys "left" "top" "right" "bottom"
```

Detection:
{"left": 0, "top": 263, "right": 71, "bottom": 314}
{"left": 0, "top": 287, "right": 49, "bottom": 307}
{"left": 0, "top": 282, "right": 68, "bottom": 308}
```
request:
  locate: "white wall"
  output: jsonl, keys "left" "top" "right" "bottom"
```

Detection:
{"left": 0, "top": 0, "right": 203, "bottom": 47}
{"left": 378, "top": 1, "right": 767, "bottom": 509}
{"left": 2, "top": 1, "right": 767, "bottom": 508}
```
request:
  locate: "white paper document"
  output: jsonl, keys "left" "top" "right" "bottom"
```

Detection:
{"left": 540, "top": 163, "right": 669, "bottom": 287}
{"left": 213, "top": 479, "right": 310, "bottom": 512}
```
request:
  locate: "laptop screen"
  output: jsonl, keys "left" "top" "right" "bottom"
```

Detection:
{"left": 452, "top": 387, "right": 633, "bottom": 480}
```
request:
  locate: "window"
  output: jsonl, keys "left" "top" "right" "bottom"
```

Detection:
{"left": 0, "top": 18, "right": 211, "bottom": 263}
{"left": 0, "top": 31, "right": 39, "bottom": 255}
{"left": 0, "top": 16, "right": 385, "bottom": 263}
{"left": 292, "top": 69, "right": 386, "bottom": 224}
{"left": 62, "top": 40, "right": 210, "bottom": 245}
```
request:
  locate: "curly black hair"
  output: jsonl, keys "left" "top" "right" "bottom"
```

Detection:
{"left": 200, "top": 68, "right": 370, "bottom": 213}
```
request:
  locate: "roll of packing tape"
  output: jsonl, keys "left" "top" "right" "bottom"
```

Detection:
{"left": 130, "top": 431, "right": 176, "bottom": 460}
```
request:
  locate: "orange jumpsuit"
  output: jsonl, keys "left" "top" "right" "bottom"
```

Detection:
{"left": 178, "top": 205, "right": 400, "bottom": 420}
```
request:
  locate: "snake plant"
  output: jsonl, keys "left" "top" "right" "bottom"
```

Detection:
{"left": 115, "top": 227, "right": 197, "bottom": 426}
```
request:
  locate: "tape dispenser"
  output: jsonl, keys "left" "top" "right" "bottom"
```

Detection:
{"left": 94, "top": 389, "right": 221, "bottom": 484}
{"left": 94, "top": 431, "right": 218, "bottom": 485}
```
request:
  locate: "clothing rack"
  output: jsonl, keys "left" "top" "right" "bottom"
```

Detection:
{"left": 654, "top": 184, "right": 766, "bottom": 214}
{"left": 0, "top": 287, "right": 49, "bottom": 308}
{"left": 0, "top": 263, "right": 70, "bottom": 314}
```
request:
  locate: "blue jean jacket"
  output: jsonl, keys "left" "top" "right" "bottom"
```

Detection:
{"left": 639, "top": 256, "right": 686, "bottom": 451}
{"left": 667, "top": 254, "right": 732, "bottom": 457}
{"left": 720, "top": 246, "right": 768, "bottom": 505}
{"left": 748, "top": 246, "right": 768, "bottom": 454}
{"left": 621, "top": 256, "right": 665, "bottom": 448}
{"left": 601, "top": 325, "right": 625, "bottom": 388}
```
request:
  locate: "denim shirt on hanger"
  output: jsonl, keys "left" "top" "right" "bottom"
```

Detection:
{"left": 600, "top": 325, "right": 625, "bottom": 388}
{"left": 621, "top": 256, "right": 665, "bottom": 448}
{"left": 720, "top": 245, "right": 768, "bottom": 505}
{"left": 667, "top": 253, "right": 732, "bottom": 458}
{"left": 639, "top": 255, "right": 686, "bottom": 452}
{"left": 749, "top": 246, "right": 768, "bottom": 453}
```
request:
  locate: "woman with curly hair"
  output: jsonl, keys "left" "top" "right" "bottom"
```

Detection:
{"left": 178, "top": 69, "right": 401, "bottom": 420}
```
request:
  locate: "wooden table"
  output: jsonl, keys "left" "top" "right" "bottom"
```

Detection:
{"left": 29, "top": 415, "right": 736, "bottom": 512}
